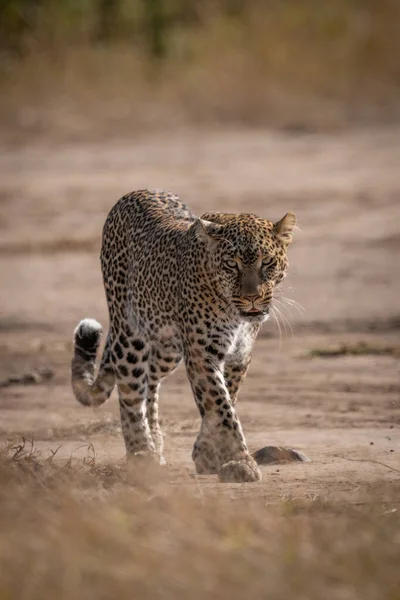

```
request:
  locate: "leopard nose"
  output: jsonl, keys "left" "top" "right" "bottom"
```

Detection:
{"left": 243, "top": 293, "right": 259, "bottom": 301}
{"left": 240, "top": 269, "right": 261, "bottom": 299}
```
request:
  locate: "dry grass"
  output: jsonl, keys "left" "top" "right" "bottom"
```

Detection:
{"left": 0, "top": 440, "right": 399, "bottom": 600}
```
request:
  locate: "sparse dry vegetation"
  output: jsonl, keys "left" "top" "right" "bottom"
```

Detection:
{"left": 0, "top": 236, "right": 99, "bottom": 256}
{"left": 309, "top": 341, "right": 400, "bottom": 358}
{"left": 1, "top": 441, "right": 399, "bottom": 600}
{"left": 1, "top": 0, "right": 400, "bottom": 140}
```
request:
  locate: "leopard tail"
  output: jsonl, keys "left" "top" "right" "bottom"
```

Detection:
{"left": 71, "top": 318, "right": 115, "bottom": 407}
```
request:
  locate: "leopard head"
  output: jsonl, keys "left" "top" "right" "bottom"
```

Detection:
{"left": 195, "top": 212, "right": 296, "bottom": 322}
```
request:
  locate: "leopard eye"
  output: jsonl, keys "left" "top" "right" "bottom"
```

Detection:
{"left": 262, "top": 256, "right": 275, "bottom": 268}
{"left": 225, "top": 259, "right": 238, "bottom": 270}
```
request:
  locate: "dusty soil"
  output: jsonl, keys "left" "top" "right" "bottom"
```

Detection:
{"left": 0, "top": 126, "right": 399, "bottom": 501}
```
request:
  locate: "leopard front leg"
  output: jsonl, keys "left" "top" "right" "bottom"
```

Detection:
{"left": 224, "top": 322, "right": 258, "bottom": 406}
{"left": 224, "top": 357, "right": 251, "bottom": 406}
{"left": 186, "top": 355, "right": 261, "bottom": 483}
{"left": 191, "top": 357, "right": 251, "bottom": 474}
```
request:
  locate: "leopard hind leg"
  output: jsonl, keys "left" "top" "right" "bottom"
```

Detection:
{"left": 111, "top": 329, "right": 157, "bottom": 459}
{"left": 146, "top": 341, "right": 183, "bottom": 464}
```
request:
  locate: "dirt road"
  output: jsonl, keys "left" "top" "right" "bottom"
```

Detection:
{"left": 1, "top": 127, "right": 399, "bottom": 500}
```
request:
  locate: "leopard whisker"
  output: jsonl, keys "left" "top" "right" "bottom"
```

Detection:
{"left": 273, "top": 297, "right": 300, "bottom": 323}
{"left": 271, "top": 300, "right": 294, "bottom": 338}
{"left": 269, "top": 305, "right": 283, "bottom": 350}
{"left": 279, "top": 296, "right": 305, "bottom": 315}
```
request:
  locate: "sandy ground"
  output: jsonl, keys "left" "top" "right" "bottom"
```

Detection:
{"left": 0, "top": 126, "right": 399, "bottom": 500}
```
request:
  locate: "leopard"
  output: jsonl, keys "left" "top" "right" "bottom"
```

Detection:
{"left": 71, "top": 189, "right": 301, "bottom": 483}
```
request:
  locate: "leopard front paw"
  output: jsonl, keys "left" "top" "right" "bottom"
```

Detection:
{"left": 218, "top": 457, "right": 262, "bottom": 483}
{"left": 192, "top": 442, "right": 219, "bottom": 474}
{"left": 193, "top": 452, "right": 219, "bottom": 475}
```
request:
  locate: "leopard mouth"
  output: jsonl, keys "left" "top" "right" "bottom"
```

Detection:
{"left": 239, "top": 307, "right": 269, "bottom": 319}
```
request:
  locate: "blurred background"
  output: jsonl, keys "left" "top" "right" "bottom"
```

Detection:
{"left": 0, "top": 3, "right": 400, "bottom": 599}
{"left": 1, "top": 0, "right": 399, "bottom": 328}
{"left": 1, "top": 0, "right": 400, "bottom": 139}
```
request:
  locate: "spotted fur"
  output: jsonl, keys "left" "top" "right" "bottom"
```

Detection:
{"left": 71, "top": 190, "right": 296, "bottom": 482}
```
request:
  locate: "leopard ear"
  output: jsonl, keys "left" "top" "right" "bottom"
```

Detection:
{"left": 273, "top": 212, "right": 296, "bottom": 244}
{"left": 193, "top": 218, "right": 224, "bottom": 240}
